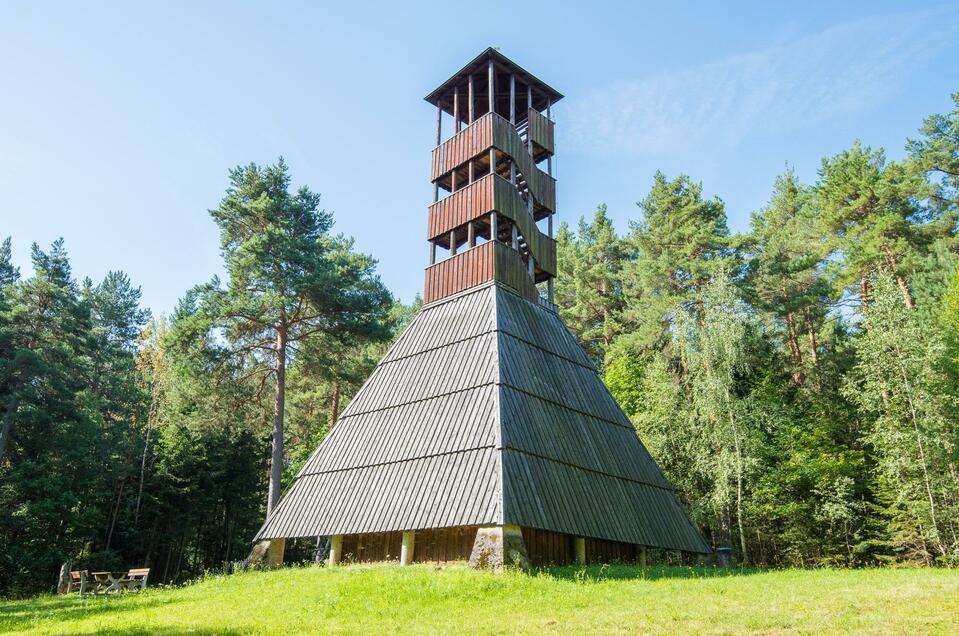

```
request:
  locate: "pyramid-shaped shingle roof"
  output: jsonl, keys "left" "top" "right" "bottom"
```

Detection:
{"left": 256, "top": 282, "right": 708, "bottom": 554}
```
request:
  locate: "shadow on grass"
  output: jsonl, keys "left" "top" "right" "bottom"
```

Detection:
{"left": 0, "top": 591, "right": 188, "bottom": 632}
{"left": 538, "top": 564, "right": 766, "bottom": 582}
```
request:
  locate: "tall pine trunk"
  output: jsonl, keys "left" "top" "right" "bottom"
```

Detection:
{"left": 267, "top": 325, "right": 287, "bottom": 514}
{"left": 0, "top": 395, "right": 18, "bottom": 463}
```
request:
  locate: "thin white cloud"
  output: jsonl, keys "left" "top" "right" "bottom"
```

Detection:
{"left": 564, "top": 8, "right": 957, "bottom": 157}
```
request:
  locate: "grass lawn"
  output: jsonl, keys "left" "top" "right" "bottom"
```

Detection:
{"left": 1, "top": 564, "right": 957, "bottom": 635}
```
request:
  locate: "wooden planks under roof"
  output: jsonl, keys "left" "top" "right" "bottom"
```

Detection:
{"left": 255, "top": 282, "right": 709, "bottom": 553}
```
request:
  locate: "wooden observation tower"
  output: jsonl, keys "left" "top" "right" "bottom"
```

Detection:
{"left": 254, "top": 48, "right": 708, "bottom": 568}
{"left": 423, "top": 48, "right": 560, "bottom": 310}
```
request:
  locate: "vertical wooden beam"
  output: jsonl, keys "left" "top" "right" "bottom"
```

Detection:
{"left": 510, "top": 160, "right": 515, "bottom": 185}
{"left": 528, "top": 254, "right": 534, "bottom": 277}
{"left": 547, "top": 278, "right": 554, "bottom": 304}
{"left": 328, "top": 534, "right": 343, "bottom": 567}
{"left": 574, "top": 537, "right": 586, "bottom": 565}
{"left": 430, "top": 241, "right": 436, "bottom": 265}
{"left": 509, "top": 74, "right": 515, "bottom": 124}
{"left": 468, "top": 160, "right": 474, "bottom": 184}
{"left": 450, "top": 229, "right": 457, "bottom": 256}
{"left": 453, "top": 86, "right": 460, "bottom": 133}
{"left": 468, "top": 221, "right": 475, "bottom": 248}
{"left": 639, "top": 545, "right": 648, "bottom": 568}
{"left": 451, "top": 169, "right": 457, "bottom": 193}
{"left": 489, "top": 148, "right": 496, "bottom": 177}
{"left": 546, "top": 98, "right": 553, "bottom": 176}
{"left": 401, "top": 531, "right": 415, "bottom": 566}
{"left": 511, "top": 223, "right": 518, "bottom": 250}
{"left": 527, "top": 87, "right": 534, "bottom": 157}
{"left": 488, "top": 60, "right": 495, "bottom": 114}
{"left": 434, "top": 101, "right": 442, "bottom": 203}
{"left": 491, "top": 212, "right": 498, "bottom": 242}
{"left": 548, "top": 214, "right": 553, "bottom": 238}
{"left": 468, "top": 74, "right": 474, "bottom": 123}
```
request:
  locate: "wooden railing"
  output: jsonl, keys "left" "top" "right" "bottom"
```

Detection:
{"left": 423, "top": 240, "right": 540, "bottom": 305}
{"left": 526, "top": 108, "right": 554, "bottom": 155}
{"left": 426, "top": 174, "right": 556, "bottom": 275}
{"left": 431, "top": 111, "right": 555, "bottom": 213}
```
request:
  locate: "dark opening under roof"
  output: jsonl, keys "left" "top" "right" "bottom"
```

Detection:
{"left": 424, "top": 47, "right": 563, "bottom": 112}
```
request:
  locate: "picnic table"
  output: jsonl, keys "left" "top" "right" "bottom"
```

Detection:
{"left": 68, "top": 568, "right": 150, "bottom": 595}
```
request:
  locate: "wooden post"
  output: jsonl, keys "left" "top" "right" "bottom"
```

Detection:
{"left": 468, "top": 73, "right": 474, "bottom": 123}
{"left": 453, "top": 86, "right": 460, "bottom": 133}
{"left": 548, "top": 214, "right": 553, "bottom": 238}
{"left": 491, "top": 212, "right": 498, "bottom": 242}
{"left": 430, "top": 241, "right": 436, "bottom": 265}
{"left": 546, "top": 98, "right": 553, "bottom": 176}
{"left": 528, "top": 254, "right": 535, "bottom": 277}
{"left": 434, "top": 102, "right": 441, "bottom": 203}
{"left": 468, "top": 221, "right": 475, "bottom": 248}
{"left": 639, "top": 545, "right": 647, "bottom": 568}
{"left": 547, "top": 278, "right": 554, "bottom": 304}
{"left": 510, "top": 160, "right": 515, "bottom": 185}
{"left": 489, "top": 148, "right": 496, "bottom": 177}
{"left": 401, "top": 531, "right": 415, "bottom": 566}
{"left": 450, "top": 229, "right": 457, "bottom": 256}
{"left": 574, "top": 537, "right": 586, "bottom": 565}
{"left": 328, "top": 534, "right": 343, "bottom": 567}
{"left": 488, "top": 59, "right": 495, "bottom": 114}
{"left": 451, "top": 169, "right": 457, "bottom": 193}
{"left": 509, "top": 74, "right": 515, "bottom": 124}
{"left": 468, "top": 160, "right": 474, "bottom": 184}
{"left": 527, "top": 87, "right": 534, "bottom": 157}
{"left": 511, "top": 223, "right": 518, "bottom": 250}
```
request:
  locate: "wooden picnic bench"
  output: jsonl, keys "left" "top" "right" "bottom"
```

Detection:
{"left": 86, "top": 568, "right": 150, "bottom": 595}
{"left": 66, "top": 570, "right": 90, "bottom": 594}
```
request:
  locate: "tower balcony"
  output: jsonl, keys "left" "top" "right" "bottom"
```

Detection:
{"left": 431, "top": 110, "right": 555, "bottom": 214}
{"left": 427, "top": 173, "right": 556, "bottom": 276}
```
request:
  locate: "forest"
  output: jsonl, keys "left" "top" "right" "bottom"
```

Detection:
{"left": 1, "top": 93, "right": 957, "bottom": 597}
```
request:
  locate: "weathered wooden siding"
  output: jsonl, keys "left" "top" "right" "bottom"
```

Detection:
{"left": 413, "top": 526, "right": 477, "bottom": 563}
{"left": 341, "top": 532, "right": 403, "bottom": 563}
{"left": 427, "top": 174, "right": 556, "bottom": 276}
{"left": 424, "top": 241, "right": 494, "bottom": 304}
{"left": 522, "top": 527, "right": 573, "bottom": 565}
{"left": 424, "top": 241, "right": 540, "bottom": 305}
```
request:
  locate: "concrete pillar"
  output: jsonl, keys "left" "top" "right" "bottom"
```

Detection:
{"left": 469, "top": 524, "right": 530, "bottom": 570}
{"left": 574, "top": 537, "right": 586, "bottom": 565}
{"left": 400, "top": 531, "right": 415, "bottom": 566}
{"left": 328, "top": 534, "right": 343, "bottom": 567}
{"left": 265, "top": 537, "right": 285, "bottom": 568}
{"left": 639, "top": 545, "right": 648, "bottom": 568}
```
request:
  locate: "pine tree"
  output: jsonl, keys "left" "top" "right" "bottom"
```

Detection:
{"left": 555, "top": 205, "right": 626, "bottom": 363}
{"left": 621, "top": 172, "right": 733, "bottom": 350}
{"left": 818, "top": 142, "right": 942, "bottom": 310}
{"left": 185, "top": 159, "right": 393, "bottom": 513}
{"left": 744, "top": 169, "right": 830, "bottom": 385}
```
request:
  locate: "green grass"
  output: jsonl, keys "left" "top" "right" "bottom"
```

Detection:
{"left": 2, "top": 564, "right": 957, "bottom": 635}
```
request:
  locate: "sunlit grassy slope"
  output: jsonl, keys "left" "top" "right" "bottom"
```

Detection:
{"left": 2, "top": 564, "right": 957, "bottom": 635}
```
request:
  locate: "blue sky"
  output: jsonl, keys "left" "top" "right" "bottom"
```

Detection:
{"left": 2, "top": 1, "right": 957, "bottom": 314}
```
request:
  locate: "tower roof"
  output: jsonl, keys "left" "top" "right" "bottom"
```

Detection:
{"left": 255, "top": 283, "right": 709, "bottom": 553}
{"left": 424, "top": 47, "right": 564, "bottom": 117}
